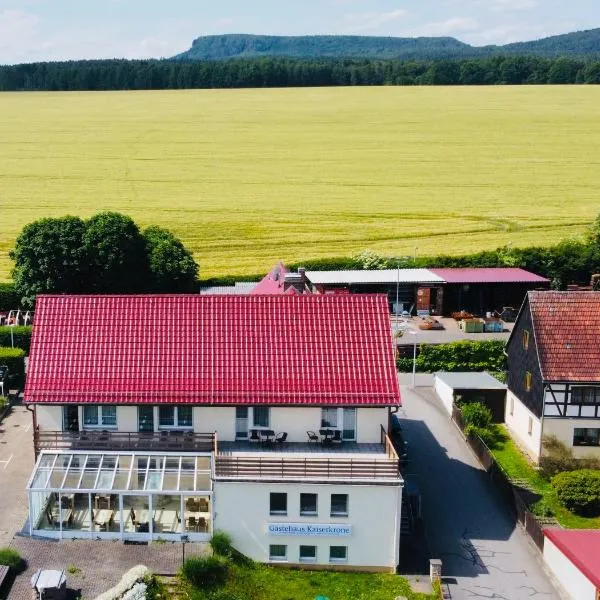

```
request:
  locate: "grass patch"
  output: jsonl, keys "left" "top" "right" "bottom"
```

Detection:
{"left": 178, "top": 560, "right": 435, "bottom": 600}
{"left": 0, "top": 86, "right": 599, "bottom": 280}
{"left": 490, "top": 427, "right": 600, "bottom": 529}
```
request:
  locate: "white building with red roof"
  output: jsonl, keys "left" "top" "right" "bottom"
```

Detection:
{"left": 544, "top": 529, "right": 600, "bottom": 600}
{"left": 24, "top": 294, "right": 403, "bottom": 570}
{"left": 505, "top": 291, "right": 600, "bottom": 461}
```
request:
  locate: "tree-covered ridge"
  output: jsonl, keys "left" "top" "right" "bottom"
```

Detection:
{"left": 175, "top": 29, "right": 600, "bottom": 61}
{"left": 1, "top": 55, "right": 599, "bottom": 91}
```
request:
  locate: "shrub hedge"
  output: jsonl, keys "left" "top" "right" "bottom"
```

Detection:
{"left": 210, "top": 530, "right": 234, "bottom": 558}
{"left": 0, "top": 283, "right": 18, "bottom": 311}
{"left": 552, "top": 470, "right": 600, "bottom": 516}
{"left": 0, "top": 347, "right": 26, "bottom": 377}
{"left": 0, "top": 547, "right": 22, "bottom": 569}
{"left": 0, "top": 326, "right": 32, "bottom": 353}
{"left": 396, "top": 340, "right": 506, "bottom": 373}
{"left": 182, "top": 555, "right": 230, "bottom": 589}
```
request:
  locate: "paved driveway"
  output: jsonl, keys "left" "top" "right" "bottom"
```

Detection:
{"left": 0, "top": 406, "right": 35, "bottom": 546}
{"left": 399, "top": 385, "right": 562, "bottom": 600}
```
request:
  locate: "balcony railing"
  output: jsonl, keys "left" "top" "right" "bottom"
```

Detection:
{"left": 214, "top": 454, "right": 400, "bottom": 482}
{"left": 34, "top": 429, "right": 215, "bottom": 455}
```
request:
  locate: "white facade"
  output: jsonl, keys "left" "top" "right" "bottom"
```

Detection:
{"left": 543, "top": 538, "right": 597, "bottom": 600}
{"left": 504, "top": 391, "right": 543, "bottom": 461}
{"left": 36, "top": 405, "right": 63, "bottom": 430}
{"left": 214, "top": 480, "right": 402, "bottom": 571}
{"left": 543, "top": 418, "right": 600, "bottom": 459}
{"left": 434, "top": 378, "right": 454, "bottom": 416}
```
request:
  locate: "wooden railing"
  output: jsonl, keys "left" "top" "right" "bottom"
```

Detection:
{"left": 381, "top": 425, "right": 400, "bottom": 462}
{"left": 214, "top": 455, "right": 401, "bottom": 481}
{"left": 34, "top": 429, "right": 215, "bottom": 454}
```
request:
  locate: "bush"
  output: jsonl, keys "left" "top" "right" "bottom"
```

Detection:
{"left": 182, "top": 555, "right": 230, "bottom": 589}
{"left": 210, "top": 530, "right": 234, "bottom": 558}
{"left": 0, "top": 326, "right": 32, "bottom": 353}
{"left": 461, "top": 402, "right": 493, "bottom": 429}
{"left": 552, "top": 470, "right": 600, "bottom": 516}
{"left": 539, "top": 435, "right": 600, "bottom": 478}
{"left": 0, "top": 547, "right": 22, "bottom": 570}
{"left": 0, "top": 283, "right": 18, "bottom": 311}
{"left": 0, "top": 347, "right": 25, "bottom": 378}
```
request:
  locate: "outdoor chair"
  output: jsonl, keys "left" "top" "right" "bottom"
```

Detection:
{"left": 249, "top": 430, "right": 260, "bottom": 443}
{"left": 187, "top": 516, "right": 197, "bottom": 532}
{"left": 332, "top": 430, "right": 342, "bottom": 444}
{"left": 306, "top": 431, "right": 319, "bottom": 443}
{"left": 198, "top": 498, "right": 209, "bottom": 512}
{"left": 275, "top": 432, "right": 288, "bottom": 444}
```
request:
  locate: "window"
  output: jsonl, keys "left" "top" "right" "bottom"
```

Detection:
{"left": 158, "top": 406, "right": 193, "bottom": 429}
{"left": 522, "top": 330, "right": 530, "bottom": 350}
{"left": 330, "top": 494, "right": 348, "bottom": 517}
{"left": 253, "top": 407, "right": 270, "bottom": 428}
{"left": 527, "top": 417, "right": 533, "bottom": 436}
{"left": 524, "top": 372, "right": 532, "bottom": 392}
{"left": 573, "top": 428, "right": 600, "bottom": 446}
{"left": 83, "top": 405, "right": 117, "bottom": 428}
{"left": 299, "top": 545, "right": 317, "bottom": 563}
{"left": 270, "top": 493, "right": 287, "bottom": 515}
{"left": 138, "top": 407, "right": 154, "bottom": 432}
{"left": 321, "top": 408, "right": 338, "bottom": 428}
{"left": 509, "top": 396, "right": 514, "bottom": 416}
{"left": 571, "top": 387, "right": 600, "bottom": 405}
{"left": 269, "top": 545, "right": 287, "bottom": 561}
{"left": 329, "top": 546, "right": 347, "bottom": 563}
{"left": 300, "top": 493, "right": 318, "bottom": 516}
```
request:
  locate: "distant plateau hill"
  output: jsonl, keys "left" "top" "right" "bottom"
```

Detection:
{"left": 174, "top": 29, "right": 600, "bottom": 61}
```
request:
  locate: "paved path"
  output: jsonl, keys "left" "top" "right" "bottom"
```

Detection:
{"left": 0, "top": 406, "right": 35, "bottom": 546}
{"left": 399, "top": 385, "right": 562, "bottom": 600}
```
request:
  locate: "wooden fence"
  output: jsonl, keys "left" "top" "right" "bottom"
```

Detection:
{"left": 452, "top": 406, "right": 548, "bottom": 552}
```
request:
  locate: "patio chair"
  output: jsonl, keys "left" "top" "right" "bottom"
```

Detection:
{"left": 307, "top": 431, "right": 319, "bottom": 444}
{"left": 331, "top": 430, "right": 342, "bottom": 443}
{"left": 198, "top": 498, "right": 209, "bottom": 512}
{"left": 187, "top": 516, "right": 197, "bottom": 532}
{"left": 249, "top": 430, "right": 260, "bottom": 443}
{"left": 275, "top": 432, "right": 288, "bottom": 444}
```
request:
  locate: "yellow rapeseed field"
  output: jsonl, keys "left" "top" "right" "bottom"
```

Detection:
{"left": 0, "top": 86, "right": 598, "bottom": 280}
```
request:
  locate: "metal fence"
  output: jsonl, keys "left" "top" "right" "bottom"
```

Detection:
{"left": 452, "top": 405, "right": 548, "bottom": 552}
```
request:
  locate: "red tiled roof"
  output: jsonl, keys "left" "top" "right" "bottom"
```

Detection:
{"left": 544, "top": 529, "right": 600, "bottom": 588}
{"left": 25, "top": 294, "right": 400, "bottom": 406}
{"left": 527, "top": 291, "right": 600, "bottom": 382}
{"left": 429, "top": 268, "right": 549, "bottom": 284}
{"left": 250, "top": 262, "right": 287, "bottom": 295}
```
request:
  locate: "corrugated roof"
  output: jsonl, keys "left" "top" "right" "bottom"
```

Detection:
{"left": 544, "top": 529, "right": 600, "bottom": 588}
{"left": 527, "top": 291, "right": 600, "bottom": 382}
{"left": 434, "top": 372, "right": 506, "bottom": 390}
{"left": 200, "top": 282, "right": 256, "bottom": 295}
{"left": 306, "top": 269, "right": 444, "bottom": 285}
{"left": 428, "top": 268, "right": 549, "bottom": 284}
{"left": 25, "top": 294, "right": 400, "bottom": 407}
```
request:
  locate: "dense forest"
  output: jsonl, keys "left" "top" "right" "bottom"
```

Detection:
{"left": 176, "top": 29, "right": 600, "bottom": 61}
{"left": 1, "top": 55, "right": 599, "bottom": 91}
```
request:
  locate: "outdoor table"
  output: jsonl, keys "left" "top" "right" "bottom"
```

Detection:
{"left": 259, "top": 430, "right": 275, "bottom": 444}
{"left": 31, "top": 569, "right": 67, "bottom": 599}
{"left": 319, "top": 429, "right": 335, "bottom": 444}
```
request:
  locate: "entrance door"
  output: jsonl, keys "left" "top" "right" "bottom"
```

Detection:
{"left": 235, "top": 407, "right": 248, "bottom": 440}
{"left": 342, "top": 408, "right": 356, "bottom": 441}
{"left": 62, "top": 406, "right": 79, "bottom": 432}
{"left": 138, "top": 407, "right": 154, "bottom": 432}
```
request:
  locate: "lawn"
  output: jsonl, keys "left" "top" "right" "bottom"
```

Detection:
{"left": 491, "top": 427, "right": 600, "bottom": 529}
{"left": 0, "top": 86, "right": 599, "bottom": 280}
{"left": 169, "top": 561, "right": 435, "bottom": 600}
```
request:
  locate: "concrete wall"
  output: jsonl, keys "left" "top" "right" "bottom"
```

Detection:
{"left": 271, "top": 408, "right": 321, "bottom": 442}
{"left": 505, "top": 391, "right": 542, "bottom": 461}
{"left": 118, "top": 406, "right": 137, "bottom": 432}
{"left": 194, "top": 407, "right": 236, "bottom": 440}
{"left": 36, "top": 405, "right": 62, "bottom": 430}
{"left": 543, "top": 418, "right": 600, "bottom": 458}
{"left": 543, "top": 538, "right": 597, "bottom": 600}
{"left": 433, "top": 377, "right": 454, "bottom": 416}
{"left": 356, "top": 408, "right": 388, "bottom": 443}
{"left": 214, "top": 480, "right": 401, "bottom": 570}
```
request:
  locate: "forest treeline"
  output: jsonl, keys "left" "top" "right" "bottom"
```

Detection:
{"left": 1, "top": 55, "right": 599, "bottom": 91}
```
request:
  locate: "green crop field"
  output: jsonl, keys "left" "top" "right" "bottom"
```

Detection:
{"left": 0, "top": 86, "right": 599, "bottom": 280}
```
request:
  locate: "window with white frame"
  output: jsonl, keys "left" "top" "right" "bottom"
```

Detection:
{"left": 299, "top": 545, "right": 317, "bottom": 563}
{"left": 269, "top": 544, "right": 287, "bottom": 561}
{"left": 321, "top": 408, "right": 338, "bottom": 428}
{"left": 321, "top": 408, "right": 356, "bottom": 440}
{"left": 83, "top": 405, "right": 117, "bottom": 428}
{"left": 573, "top": 428, "right": 600, "bottom": 446}
{"left": 330, "top": 493, "right": 348, "bottom": 517}
{"left": 158, "top": 406, "right": 193, "bottom": 429}
{"left": 571, "top": 387, "right": 600, "bottom": 405}
{"left": 253, "top": 406, "right": 270, "bottom": 428}
{"left": 329, "top": 545, "right": 347, "bottom": 563}
{"left": 300, "top": 493, "right": 318, "bottom": 516}
{"left": 270, "top": 492, "right": 287, "bottom": 515}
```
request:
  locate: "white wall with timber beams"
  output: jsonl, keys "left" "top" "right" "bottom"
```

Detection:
{"left": 505, "top": 391, "right": 542, "bottom": 461}
{"left": 214, "top": 480, "right": 402, "bottom": 570}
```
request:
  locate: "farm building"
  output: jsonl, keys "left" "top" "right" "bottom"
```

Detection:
{"left": 297, "top": 267, "right": 549, "bottom": 317}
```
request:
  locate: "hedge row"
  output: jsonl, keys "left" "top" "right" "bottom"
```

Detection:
{"left": 0, "top": 347, "right": 26, "bottom": 377}
{"left": 0, "top": 326, "right": 32, "bottom": 353}
{"left": 0, "top": 282, "right": 18, "bottom": 311}
{"left": 397, "top": 340, "right": 506, "bottom": 373}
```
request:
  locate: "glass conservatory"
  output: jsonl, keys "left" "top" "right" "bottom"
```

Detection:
{"left": 27, "top": 451, "right": 213, "bottom": 541}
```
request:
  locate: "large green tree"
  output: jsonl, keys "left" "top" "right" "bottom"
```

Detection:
{"left": 143, "top": 226, "right": 198, "bottom": 292}
{"left": 82, "top": 212, "right": 148, "bottom": 293}
{"left": 10, "top": 216, "right": 87, "bottom": 308}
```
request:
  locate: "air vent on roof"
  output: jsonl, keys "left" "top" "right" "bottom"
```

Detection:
{"left": 565, "top": 343, "right": 573, "bottom": 349}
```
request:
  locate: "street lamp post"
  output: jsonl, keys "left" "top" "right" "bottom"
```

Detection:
{"left": 395, "top": 258, "right": 400, "bottom": 327}
{"left": 412, "top": 336, "right": 417, "bottom": 388}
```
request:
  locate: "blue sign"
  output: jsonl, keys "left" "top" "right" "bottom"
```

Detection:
{"left": 267, "top": 523, "right": 352, "bottom": 537}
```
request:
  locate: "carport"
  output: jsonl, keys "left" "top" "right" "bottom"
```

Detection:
{"left": 434, "top": 372, "right": 507, "bottom": 422}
